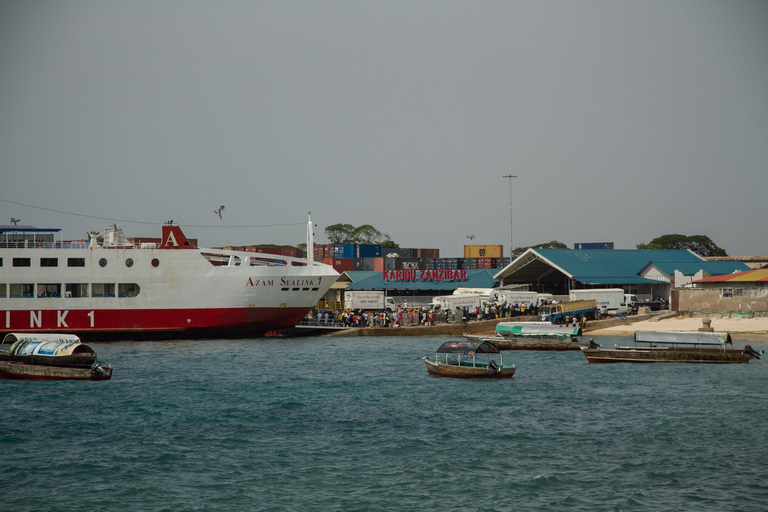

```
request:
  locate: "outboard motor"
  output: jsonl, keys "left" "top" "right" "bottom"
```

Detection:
{"left": 743, "top": 345, "right": 764, "bottom": 360}
{"left": 91, "top": 362, "right": 108, "bottom": 376}
{"left": 588, "top": 338, "right": 601, "bottom": 349}
{"left": 488, "top": 359, "right": 500, "bottom": 374}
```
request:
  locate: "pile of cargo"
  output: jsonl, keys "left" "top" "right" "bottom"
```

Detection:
{"left": 314, "top": 243, "right": 513, "bottom": 273}
{"left": 314, "top": 244, "right": 440, "bottom": 273}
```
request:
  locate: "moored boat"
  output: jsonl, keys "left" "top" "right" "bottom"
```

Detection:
{"left": 0, "top": 333, "right": 112, "bottom": 380}
{"left": 423, "top": 340, "right": 516, "bottom": 378}
{"left": 466, "top": 322, "right": 586, "bottom": 350}
{"left": 0, "top": 216, "right": 338, "bottom": 340}
{"left": 580, "top": 331, "right": 764, "bottom": 364}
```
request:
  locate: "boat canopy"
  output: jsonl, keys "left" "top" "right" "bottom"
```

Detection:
{"left": 1, "top": 333, "right": 89, "bottom": 356}
{"left": 634, "top": 331, "right": 732, "bottom": 346}
{"left": 496, "top": 323, "right": 582, "bottom": 338}
{"left": 436, "top": 340, "right": 501, "bottom": 355}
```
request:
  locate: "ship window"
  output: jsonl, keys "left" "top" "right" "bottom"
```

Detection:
{"left": 37, "top": 283, "right": 61, "bottom": 298}
{"left": 118, "top": 283, "right": 140, "bottom": 297}
{"left": 99, "top": 258, "right": 108, "bottom": 267}
{"left": 201, "top": 252, "right": 228, "bottom": 266}
{"left": 40, "top": 258, "right": 58, "bottom": 267}
{"left": 10, "top": 283, "right": 34, "bottom": 298}
{"left": 281, "top": 287, "right": 289, "bottom": 291}
{"left": 0, "top": 284, "right": 6, "bottom": 297}
{"left": 125, "top": 258, "right": 134, "bottom": 268}
{"left": 65, "top": 283, "right": 89, "bottom": 298}
{"left": 13, "top": 258, "right": 31, "bottom": 267}
{"left": 0, "top": 258, "right": 3, "bottom": 267}
{"left": 92, "top": 283, "right": 115, "bottom": 297}
{"left": 68, "top": 258, "right": 86, "bottom": 267}
{"left": 151, "top": 258, "right": 160, "bottom": 267}
{"left": 248, "top": 256, "right": 286, "bottom": 267}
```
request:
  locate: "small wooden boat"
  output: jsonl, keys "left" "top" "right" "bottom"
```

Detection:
{"left": 423, "top": 340, "right": 516, "bottom": 378}
{"left": 0, "top": 333, "right": 112, "bottom": 380}
{"left": 580, "top": 331, "right": 764, "bottom": 364}
{"left": 466, "top": 322, "right": 586, "bottom": 351}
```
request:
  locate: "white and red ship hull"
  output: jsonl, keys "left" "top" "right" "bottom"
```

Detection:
{"left": 0, "top": 224, "right": 339, "bottom": 340}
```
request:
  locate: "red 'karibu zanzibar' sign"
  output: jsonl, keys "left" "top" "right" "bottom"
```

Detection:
{"left": 382, "top": 270, "right": 468, "bottom": 281}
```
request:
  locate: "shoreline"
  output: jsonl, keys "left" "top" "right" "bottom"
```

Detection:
{"left": 587, "top": 314, "right": 768, "bottom": 341}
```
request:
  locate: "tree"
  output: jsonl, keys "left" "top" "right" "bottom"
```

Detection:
{"left": 324, "top": 223, "right": 356, "bottom": 244}
{"left": 511, "top": 241, "right": 568, "bottom": 257}
{"left": 636, "top": 234, "right": 727, "bottom": 257}
{"left": 324, "top": 223, "right": 398, "bottom": 247}
{"left": 352, "top": 224, "right": 382, "bottom": 244}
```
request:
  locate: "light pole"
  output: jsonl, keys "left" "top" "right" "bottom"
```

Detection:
{"left": 502, "top": 175, "right": 517, "bottom": 258}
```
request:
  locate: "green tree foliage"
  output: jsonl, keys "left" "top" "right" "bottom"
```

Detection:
{"left": 324, "top": 223, "right": 398, "bottom": 247}
{"left": 324, "top": 223, "right": 356, "bottom": 244}
{"left": 512, "top": 241, "right": 568, "bottom": 257}
{"left": 636, "top": 234, "right": 727, "bottom": 257}
{"left": 352, "top": 224, "right": 382, "bottom": 244}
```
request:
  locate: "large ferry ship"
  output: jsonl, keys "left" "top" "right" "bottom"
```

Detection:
{"left": 0, "top": 218, "right": 338, "bottom": 340}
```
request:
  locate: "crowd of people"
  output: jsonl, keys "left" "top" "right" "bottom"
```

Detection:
{"left": 308, "top": 300, "right": 542, "bottom": 329}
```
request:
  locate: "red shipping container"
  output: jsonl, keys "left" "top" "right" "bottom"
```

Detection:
{"left": 372, "top": 257, "right": 384, "bottom": 272}
{"left": 332, "top": 258, "right": 355, "bottom": 272}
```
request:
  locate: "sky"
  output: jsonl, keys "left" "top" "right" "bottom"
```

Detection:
{"left": 1, "top": 1, "right": 767, "bottom": 257}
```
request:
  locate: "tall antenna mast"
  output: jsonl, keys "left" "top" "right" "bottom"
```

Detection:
{"left": 306, "top": 212, "right": 314, "bottom": 266}
{"left": 502, "top": 175, "right": 517, "bottom": 258}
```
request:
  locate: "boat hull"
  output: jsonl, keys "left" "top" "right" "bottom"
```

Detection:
{"left": 423, "top": 357, "right": 516, "bottom": 378}
{"left": 0, "top": 240, "right": 339, "bottom": 340}
{"left": 0, "top": 306, "right": 314, "bottom": 340}
{"left": 581, "top": 348, "right": 751, "bottom": 364}
{"left": 0, "top": 361, "right": 112, "bottom": 380}
{"left": 494, "top": 338, "right": 587, "bottom": 351}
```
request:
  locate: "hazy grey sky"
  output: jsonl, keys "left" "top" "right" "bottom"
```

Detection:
{"left": 2, "top": 1, "right": 767, "bottom": 256}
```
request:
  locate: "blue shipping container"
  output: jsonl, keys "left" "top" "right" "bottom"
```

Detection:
{"left": 334, "top": 244, "right": 356, "bottom": 259}
{"left": 573, "top": 242, "right": 614, "bottom": 250}
{"left": 355, "top": 244, "right": 382, "bottom": 258}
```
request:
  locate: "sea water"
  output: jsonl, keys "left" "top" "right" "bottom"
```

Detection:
{"left": 1, "top": 336, "right": 767, "bottom": 511}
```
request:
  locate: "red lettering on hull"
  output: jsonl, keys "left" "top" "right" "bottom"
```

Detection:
{"left": 0, "top": 307, "right": 309, "bottom": 341}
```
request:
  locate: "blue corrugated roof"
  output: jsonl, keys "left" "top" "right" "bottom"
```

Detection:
{"left": 522, "top": 249, "right": 748, "bottom": 281}
{"left": 346, "top": 269, "right": 498, "bottom": 291}
{"left": 578, "top": 277, "right": 663, "bottom": 285}
{"left": 343, "top": 271, "right": 381, "bottom": 282}
{"left": 650, "top": 260, "right": 750, "bottom": 276}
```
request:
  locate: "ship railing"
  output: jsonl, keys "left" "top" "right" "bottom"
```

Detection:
{"left": 297, "top": 318, "right": 347, "bottom": 328}
{"left": 0, "top": 241, "right": 91, "bottom": 249}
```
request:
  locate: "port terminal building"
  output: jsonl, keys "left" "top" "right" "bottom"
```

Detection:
{"left": 494, "top": 248, "right": 749, "bottom": 307}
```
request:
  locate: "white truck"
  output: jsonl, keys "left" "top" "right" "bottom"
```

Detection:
{"left": 433, "top": 294, "right": 483, "bottom": 312}
{"left": 489, "top": 290, "right": 538, "bottom": 305}
{"left": 344, "top": 291, "right": 396, "bottom": 312}
{"left": 569, "top": 288, "right": 631, "bottom": 316}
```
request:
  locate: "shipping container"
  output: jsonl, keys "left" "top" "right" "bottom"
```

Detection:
{"left": 464, "top": 245, "right": 503, "bottom": 259}
{"left": 382, "top": 248, "right": 407, "bottom": 258}
{"left": 413, "top": 248, "right": 440, "bottom": 259}
{"left": 314, "top": 243, "right": 334, "bottom": 259}
{"left": 334, "top": 244, "right": 356, "bottom": 259}
{"left": 332, "top": 258, "right": 355, "bottom": 272}
{"left": 372, "top": 257, "right": 384, "bottom": 272}
{"left": 355, "top": 244, "right": 382, "bottom": 258}
{"left": 385, "top": 257, "right": 400, "bottom": 271}
{"left": 399, "top": 257, "right": 423, "bottom": 270}
{"left": 354, "top": 258, "right": 375, "bottom": 271}
{"left": 573, "top": 242, "right": 614, "bottom": 250}
{"left": 477, "top": 258, "right": 493, "bottom": 269}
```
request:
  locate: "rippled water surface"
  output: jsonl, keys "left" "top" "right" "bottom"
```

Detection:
{"left": 2, "top": 336, "right": 767, "bottom": 511}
